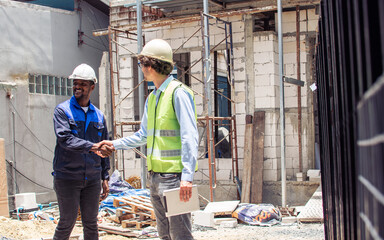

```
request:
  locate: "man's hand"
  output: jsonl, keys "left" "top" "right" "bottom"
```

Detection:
{"left": 100, "top": 179, "right": 109, "bottom": 201}
{"left": 179, "top": 180, "right": 193, "bottom": 202}
{"left": 91, "top": 140, "right": 115, "bottom": 157}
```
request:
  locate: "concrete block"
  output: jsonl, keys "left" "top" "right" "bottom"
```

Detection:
{"left": 232, "top": 32, "right": 244, "bottom": 43}
{"left": 283, "top": 41, "right": 297, "bottom": 54}
{"left": 284, "top": 63, "right": 296, "bottom": 76}
{"left": 236, "top": 114, "right": 246, "bottom": 125}
{"left": 254, "top": 40, "right": 275, "bottom": 53}
{"left": 296, "top": 172, "right": 307, "bottom": 182}
{"left": 307, "top": 169, "right": 320, "bottom": 178}
{"left": 285, "top": 96, "right": 298, "bottom": 108}
{"left": 263, "top": 135, "right": 273, "bottom": 147}
{"left": 264, "top": 147, "right": 278, "bottom": 159}
{"left": 286, "top": 147, "right": 299, "bottom": 158}
{"left": 15, "top": 193, "right": 38, "bottom": 210}
{"left": 220, "top": 219, "right": 238, "bottom": 228}
{"left": 119, "top": 43, "right": 136, "bottom": 55}
{"left": 255, "top": 75, "right": 271, "bottom": 87}
{"left": 233, "top": 47, "right": 244, "bottom": 59}
{"left": 307, "top": 8, "right": 319, "bottom": 20}
{"left": 255, "top": 86, "right": 275, "bottom": 97}
{"left": 265, "top": 123, "right": 278, "bottom": 136}
{"left": 171, "top": 38, "right": 183, "bottom": 49}
{"left": 232, "top": 21, "right": 244, "bottom": 33}
{"left": 193, "top": 210, "right": 214, "bottom": 227}
{"left": 308, "top": 19, "right": 319, "bottom": 31}
{"left": 119, "top": 56, "right": 132, "bottom": 69}
{"left": 254, "top": 52, "right": 272, "bottom": 64}
{"left": 263, "top": 169, "right": 279, "bottom": 181}
{"left": 284, "top": 85, "right": 297, "bottom": 98}
{"left": 284, "top": 52, "right": 297, "bottom": 64}
{"left": 263, "top": 158, "right": 274, "bottom": 170}
{"left": 282, "top": 11, "right": 296, "bottom": 22}
{"left": 235, "top": 102, "right": 246, "bottom": 114}
{"left": 184, "top": 36, "right": 199, "bottom": 48}
{"left": 286, "top": 157, "right": 293, "bottom": 169}
{"left": 216, "top": 169, "right": 231, "bottom": 181}
{"left": 309, "top": 176, "right": 321, "bottom": 182}
{"left": 216, "top": 158, "right": 233, "bottom": 171}
{"left": 271, "top": 136, "right": 280, "bottom": 148}
{"left": 214, "top": 217, "right": 237, "bottom": 225}
{"left": 184, "top": 26, "right": 200, "bottom": 37}
{"left": 255, "top": 62, "right": 276, "bottom": 75}
{"left": 234, "top": 69, "right": 246, "bottom": 81}
{"left": 235, "top": 91, "right": 245, "bottom": 102}
{"left": 255, "top": 96, "right": 275, "bottom": 109}
{"left": 282, "top": 22, "right": 296, "bottom": 33}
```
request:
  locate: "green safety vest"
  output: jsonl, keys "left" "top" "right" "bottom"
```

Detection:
{"left": 146, "top": 79, "right": 198, "bottom": 173}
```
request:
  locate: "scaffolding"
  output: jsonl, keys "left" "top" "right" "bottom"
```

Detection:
{"left": 107, "top": 4, "right": 239, "bottom": 201}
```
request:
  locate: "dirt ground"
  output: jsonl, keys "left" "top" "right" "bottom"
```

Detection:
{"left": 0, "top": 216, "right": 324, "bottom": 240}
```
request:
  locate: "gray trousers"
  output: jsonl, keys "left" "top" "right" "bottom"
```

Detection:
{"left": 53, "top": 178, "right": 101, "bottom": 240}
{"left": 148, "top": 172, "right": 194, "bottom": 240}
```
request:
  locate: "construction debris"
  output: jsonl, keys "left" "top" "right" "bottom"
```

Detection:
{"left": 111, "top": 195, "right": 156, "bottom": 229}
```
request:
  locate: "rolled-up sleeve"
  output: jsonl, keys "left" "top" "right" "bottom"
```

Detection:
{"left": 174, "top": 88, "right": 198, "bottom": 182}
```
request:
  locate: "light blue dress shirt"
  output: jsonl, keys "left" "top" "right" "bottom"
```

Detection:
{"left": 112, "top": 76, "right": 198, "bottom": 182}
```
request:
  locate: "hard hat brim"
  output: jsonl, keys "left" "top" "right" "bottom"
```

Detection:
{"left": 137, "top": 53, "right": 174, "bottom": 65}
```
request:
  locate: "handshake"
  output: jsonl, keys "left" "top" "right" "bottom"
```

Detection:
{"left": 91, "top": 140, "right": 116, "bottom": 158}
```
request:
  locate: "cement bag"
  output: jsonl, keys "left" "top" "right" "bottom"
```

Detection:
{"left": 232, "top": 203, "right": 281, "bottom": 226}
{"left": 109, "top": 170, "right": 134, "bottom": 193}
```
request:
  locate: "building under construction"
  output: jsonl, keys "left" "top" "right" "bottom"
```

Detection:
{"left": 97, "top": 0, "right": 321, "bottom": 204}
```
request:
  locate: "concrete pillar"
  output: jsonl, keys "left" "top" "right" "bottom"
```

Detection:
{"left": 0, "top": 139, "right": 9, "bottom": 217}
{"left": 99, "top": 51, "right": 112, "bottom": 134}
{"left": 244, "top": 14, "right": 255, "bottom": 114}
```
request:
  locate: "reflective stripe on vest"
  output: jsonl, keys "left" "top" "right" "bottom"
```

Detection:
{"left": 147, "top": 129, "right": 181, "bottom": 137}
{"left": 146, "top": 79, "right": 197, "bottom": 173}
{"left": 147, "top": 148, "right": 182, "bottom": 157}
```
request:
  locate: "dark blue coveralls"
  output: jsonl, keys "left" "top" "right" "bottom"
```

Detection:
{"left": 52, "top": 96, "right": 110, "bottom": 240}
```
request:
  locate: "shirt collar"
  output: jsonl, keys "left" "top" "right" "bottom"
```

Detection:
{"left": 153, "top": 75, "right": 174, "bottom": 95}
{"left": 70, "top": 96, "right": 95, "bottom": 111}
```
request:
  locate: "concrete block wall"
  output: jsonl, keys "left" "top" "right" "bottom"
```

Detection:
{"left": 113, "top": 15, "right": 246, "bottom": 187}
{"left": 112, "top": 8, "right": 318, "bottom": 198}
{"left": 281, "top": 9, "right": 317, "bottom": 178}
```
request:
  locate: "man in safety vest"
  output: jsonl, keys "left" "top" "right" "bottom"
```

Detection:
{"left": 100, "top": 39, "right": 198, "bottom": 240}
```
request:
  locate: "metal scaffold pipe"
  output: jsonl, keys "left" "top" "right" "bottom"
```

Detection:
{"left": 203, "top": 0, "right": 215, "bottom": 201}
{"left": 137, "top": 0, "right": 146, "bottom": 189}
{"left": 277, "top": 0, "right": 286, "bottom": 207}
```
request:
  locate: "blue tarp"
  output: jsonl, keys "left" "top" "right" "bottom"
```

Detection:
{"left": 99, "top": 170, "right": 150, "bottom": 212}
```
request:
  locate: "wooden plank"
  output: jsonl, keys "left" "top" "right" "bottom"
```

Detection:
{"left": 98, "top": 224, "right": 139, "bottom": 237}
{"left": 131, "top": 195, "right": 151, "bottom": 204}
{"left": 122, "top": 197, "right": 153, "bottom": 209}
{"left": 121, "top": 218, "right": 156, "bottom": 229}
{"left": 116, "top": 206, "right": 133, "bottom": 217}
{"left": 250, "top": 111, "right": 265, "bottom": 204}
{"left": 241, "top": 122, "right": 253, "bottom": 203}
{"left": 0, "top": 139, "right": 9, "bottom": 217}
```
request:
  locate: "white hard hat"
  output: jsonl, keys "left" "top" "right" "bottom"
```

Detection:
{"left": 138, "top": 39, "right": 173, "bottom": 64}
{"left": 69, "top": 63, "right": 97, "bottom": 83}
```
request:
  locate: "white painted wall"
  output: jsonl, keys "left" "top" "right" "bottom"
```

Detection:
{"left": 0, "top": 0, "right": 109, "bottom": 207}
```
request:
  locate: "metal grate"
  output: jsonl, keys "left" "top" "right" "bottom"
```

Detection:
{"left": 315, "top": 0, "right": 384, "bottom": 239}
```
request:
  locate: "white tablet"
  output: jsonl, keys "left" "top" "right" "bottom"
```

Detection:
{"left": 163, "top": 185, "right": 200, "bottom": 217}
